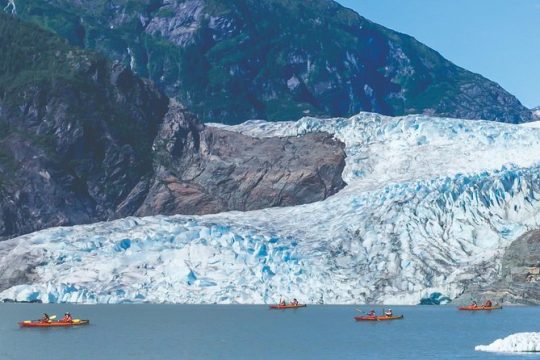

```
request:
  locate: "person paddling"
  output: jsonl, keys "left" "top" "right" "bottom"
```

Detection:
{"left": 385, "top": 308, "right": 393, "bottom": 317}
{"left": 279, "top": 298, "right": 286, "bottom": 306}
{"left": 291, "top": 298, "right": 299, "bottom": 306}
{"left": 40, "top": 313, "right": 51, "bottom": 323}
{"left": 483, "top": 299, "right": 492, "bottom": 307}
{"left": 60, "top": 312, "right": 73, "bottom": 323}
{"left": 471, "top": 300, "right": 478, "bottom": 308}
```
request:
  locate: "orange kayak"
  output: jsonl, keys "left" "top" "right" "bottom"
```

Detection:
{"left": 19, "top": 320, "right": 89, "bottom": 328}
{"left": 269, "top": 304, "right": 307, "bottom": 310}
{"left": 458, "top": 304, "right": 502, "bottom": 311}
{"left": 354, "top": 315, "right": 404, "bottom": 321}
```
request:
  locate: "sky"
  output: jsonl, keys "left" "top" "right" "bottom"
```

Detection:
{"left": 339, "top": 0, "right": 540, "bottom": 108}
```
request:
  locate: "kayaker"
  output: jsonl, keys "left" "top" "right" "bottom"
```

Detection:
{"left": 385, "top": 309, "right": 393, "bottom": 317}
{"left": 40, "top": 313, "right": 50, "bottom": 323}
{"left": 368, "top": 310, "right": 376, "bottom": 316}
{"left": 60, "top": 312, "right": 73, "bottom": 323}
{"left": 483, "top": 300, "right": 492, "bottom": 307}
{"left": 471, "top": 300, "right": 478, "bottom": 308}
{"left": 291, "top": 298, "right": 299, "bottom": 306}
{"left": 279, "top": 298, "right": 286, "bottom": 306}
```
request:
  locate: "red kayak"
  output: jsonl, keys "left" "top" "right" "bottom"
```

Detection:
{"left": 19, "top": 319, "right": 90, "bottom": 328}
{"left": 458, "top": 304, "right": 502, "bottom": 311}
{"left": 354, "top": 315, "right": 404, "bottom": 321}
{"left": 269, "top": 304, "right": 307, "bottom": 310}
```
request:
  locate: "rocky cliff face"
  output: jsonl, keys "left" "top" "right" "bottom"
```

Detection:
{"left": 2, "top": 0, "right": 532, "bottom": 124}
{"left": 457, "top": 230, "right": 540, "bottom": 305}
{"left": 117, "top": 102, "right": 346, "bottom": 217}
{"left": 0, "top": 14, "right": 346, "bottom": 239}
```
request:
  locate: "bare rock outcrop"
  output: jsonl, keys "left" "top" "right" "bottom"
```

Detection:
{"left": 456, "top": 230, "right": 540, "bottom": 304}
{"left": 116, "top": 103, "right": 347, "bottom": 217}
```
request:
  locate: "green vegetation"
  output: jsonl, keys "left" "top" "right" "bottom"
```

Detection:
{"left": 156, "top": 8, "right": 175, "bottom": 18}
{"left": 0, "top": 12, "right": 167, "bottom": 187}
{"left": 0, "top": 122, "right": 9, "bottom": 140}
{"left": 0, "top": 13, "right": 86, "bottom": 94}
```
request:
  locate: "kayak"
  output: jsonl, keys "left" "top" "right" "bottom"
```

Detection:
{"left": 458, "top": 305, "right": 502, "bottom": 311}
{"left": 354, "top": 315, "right": 404, "bottom": 321}
{"left": 19, "top": 319, "right": 89, "bottom": 328}
{"left": 269, "top": 304, "right": 307, "bottom": 309}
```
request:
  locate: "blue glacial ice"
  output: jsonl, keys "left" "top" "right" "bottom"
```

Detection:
{"left": 1, "top": 113, "right": 540, "bottom": 304}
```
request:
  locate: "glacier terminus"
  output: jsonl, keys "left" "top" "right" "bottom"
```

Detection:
{"left": 1, "top": 112, "right": 540, "bottom": 304}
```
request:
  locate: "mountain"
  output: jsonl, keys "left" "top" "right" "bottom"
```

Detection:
{"left": 1, "top": 0, "right": 532, "bottom": 124}
{"left": 0, "top": 13, "right": 346, "bottom": 239}
{"left": 2, "top": 113, "right": 540, "bottom": 304}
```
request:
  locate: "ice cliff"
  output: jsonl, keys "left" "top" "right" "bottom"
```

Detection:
{"left": 1, "top": 112, "right": 540, "bottom": 304}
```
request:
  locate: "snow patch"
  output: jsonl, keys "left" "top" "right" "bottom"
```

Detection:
{"left": 287, "top": 75, "right": 301, "bottom": 90}
{"left": 531, "top": 107, "right": 540, "bottom": 121}
{"left": 3, "top": 0, "right": 16, "bottom": 14}
{"left": 127, "top": 47, "right": 135, "bottom": 70}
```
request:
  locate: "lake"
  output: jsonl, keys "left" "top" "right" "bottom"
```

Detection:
{"left": 0, "top": 304, "right": 538, "bottom": 359}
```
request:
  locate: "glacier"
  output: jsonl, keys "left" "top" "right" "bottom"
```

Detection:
{"left": 1, "top": 112, "right": 540, "bottom": 304}
{"left": 475, "top": 332, "right": 540, "bottom": 353}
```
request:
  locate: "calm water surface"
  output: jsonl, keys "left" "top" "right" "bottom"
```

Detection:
{"left": 0, "top": 304, "right": 539, "bottom": 359}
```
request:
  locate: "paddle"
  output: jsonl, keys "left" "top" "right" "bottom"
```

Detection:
{"left": 28, "top": 314, "right": 56, "bottom": 323}
{"left": 355, "top": 308, "right": 372, "bottom": 314}
{"left": 355, "top": 308, "right": 377, "bottom": 318}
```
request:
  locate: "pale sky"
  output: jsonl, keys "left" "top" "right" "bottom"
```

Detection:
{"left": 339, "top": 0, "right": 540, "bottom": 108}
